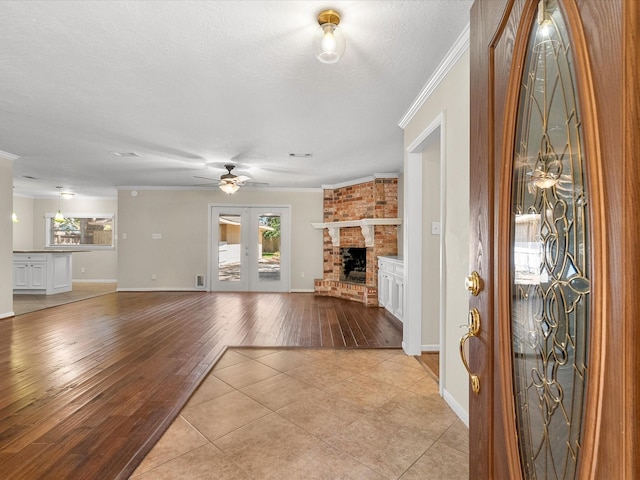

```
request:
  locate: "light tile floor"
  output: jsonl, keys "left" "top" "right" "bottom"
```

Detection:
{"left": 131, "top": 348, "right": 469, "bottom": 480}
{"left": 13, "top": 282, "right": 117, "bottom": 315}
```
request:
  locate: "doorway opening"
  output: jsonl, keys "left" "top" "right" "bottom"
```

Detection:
{"left": 405, "top": 112, "right": 445, "bottom": 390}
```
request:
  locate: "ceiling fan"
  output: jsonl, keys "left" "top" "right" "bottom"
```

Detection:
{"left": 194, "top": 164, "right": 251, "bottom": 194}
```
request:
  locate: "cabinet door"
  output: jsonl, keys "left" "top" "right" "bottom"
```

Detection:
{"left": 13, "top": 264, "right": 29, "bottom": 288}
{"left": 30, "top": 264, "right": 46, "bottom": 288}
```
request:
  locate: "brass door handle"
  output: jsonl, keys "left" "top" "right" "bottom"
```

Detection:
{"left": 460, "top": 308, "right": 481, "bottom": 394}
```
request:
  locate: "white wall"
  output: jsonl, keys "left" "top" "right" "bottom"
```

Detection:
{"left": 421, "top": 134, "right": 441, "bottom": 348}
{"left": 403, "top": 48, "right": 470, "bottom": 420}
{"left": 0, "top": 156, "right": 15, "bottom": 318}
{"left": 117, "top": 188, "right": 324, "bottom": 291}
{"left": 12, "top": 195, "right": 34, "bottom": 250}
{"left": 32, "top": 196, "right": 118, "bottom": 282}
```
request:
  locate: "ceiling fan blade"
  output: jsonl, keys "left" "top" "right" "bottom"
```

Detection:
{"left": 193, "top": 175, "right": 217, "bottom": 181}
{"left": 234, "top": 175, "right": 251, "bottom": 183}
{"left": 193, "top": 182, "right": 218, "bottom": 187}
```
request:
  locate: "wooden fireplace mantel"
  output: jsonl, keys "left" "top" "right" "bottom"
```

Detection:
{"left": 311, "top": 218, "right": 402, "bottom": 247}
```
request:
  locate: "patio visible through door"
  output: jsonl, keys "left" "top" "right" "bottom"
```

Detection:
{"left": 210, "top": 205, "right": 290, "bottom": 292}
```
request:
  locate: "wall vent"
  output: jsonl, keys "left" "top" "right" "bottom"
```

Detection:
{"left": 195, "top": 275, "right": 205, "bottom": 289}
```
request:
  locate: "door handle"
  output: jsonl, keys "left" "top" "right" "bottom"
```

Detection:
{"left": 460, "top": 308, "right": 481, "bottom": 394}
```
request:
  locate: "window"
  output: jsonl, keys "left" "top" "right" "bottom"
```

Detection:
{"left": 45, "top": 214, "right": 115, "bottom": 249}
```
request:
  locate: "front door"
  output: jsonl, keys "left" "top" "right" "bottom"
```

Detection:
{"left": 210, "top": 205, "right": 290, "bottom": 292}
{"left": 468, "top": 0, "right": 639, "bottom": 478}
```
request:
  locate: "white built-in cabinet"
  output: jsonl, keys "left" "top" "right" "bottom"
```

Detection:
{"left": 13, "top": 252, "right": 73, "bottom": 295}
{"left": 377, "top": 256, "right": 404, "bottom": 322}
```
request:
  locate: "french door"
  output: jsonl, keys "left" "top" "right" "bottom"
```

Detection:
{"left": 468, "top": 0, "right": 639, "bottom": 478}
{"left": 210, "top": 205, "right": 290, "bottom": 292}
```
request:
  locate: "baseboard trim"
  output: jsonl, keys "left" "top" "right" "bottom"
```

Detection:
{"left": 0, "top": 311, "right": 15, "bottom": 319}
{"left": 73, "top": 279, "right": 118, "bottom": 283}
{"left": 289, "top": 289, "right": 315, "bottom": 293}
{"left": 421, "top": 344, "right": 439, "bottom": 352}
{"left": 442, "top": 388, "right": 469, "bottom": 427}
{"left": 116, "top": 288, "right": 204, "bottom": 292}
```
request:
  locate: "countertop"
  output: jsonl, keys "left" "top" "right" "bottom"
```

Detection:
{"left": 14, "top": 250, "right": 79, "bottom": 254}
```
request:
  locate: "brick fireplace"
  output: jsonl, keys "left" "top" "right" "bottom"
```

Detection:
{"left": 313, "top": 176, "right": 400, "bottom": 306}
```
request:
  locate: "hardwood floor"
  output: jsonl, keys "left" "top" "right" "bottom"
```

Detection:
{"left": 0, "top": 291, "right": 402, "bottom": 479}
{"left": 419, "top": 352, "right": 440, "bottom": 380}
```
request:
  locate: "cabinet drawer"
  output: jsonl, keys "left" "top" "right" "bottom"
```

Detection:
{"left": 14, "top": 253, "right": 46, "bottom": 262}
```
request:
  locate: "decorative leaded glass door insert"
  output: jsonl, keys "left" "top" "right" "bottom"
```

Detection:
{"left": 510, "top": 1, "right": 589, "bottom": 478}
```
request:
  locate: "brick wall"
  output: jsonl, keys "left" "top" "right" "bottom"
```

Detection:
{"left": 316, "top": 178, "right": 398, "bottom": 306}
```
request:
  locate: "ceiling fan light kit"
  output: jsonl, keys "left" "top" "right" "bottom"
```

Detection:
{"left": 218, "top": 164, "right": 248, "bottom": 194}
{"left": 219, "top": 182, "right": 240, "bottom": 195}
{"left": 315, "top": 9, "right": 345, "bottom": 64}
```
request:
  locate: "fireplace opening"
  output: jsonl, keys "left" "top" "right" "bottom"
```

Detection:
{"left": 340, "top": 247, "right": 367, "bottom": 284}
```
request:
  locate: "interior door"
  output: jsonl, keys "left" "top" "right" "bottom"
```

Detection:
{"left": 210, "top": 205, "right": 290, "bottom": 292}
{"left": 468, "top": 0, "right": 639, "bottom": 478}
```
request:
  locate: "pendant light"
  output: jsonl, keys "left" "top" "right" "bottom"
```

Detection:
{"left": 54, "top": 186, "right": 65, "bottom": 223}
{"left": 12, "top": 185, "right": 19, "bottom": 222}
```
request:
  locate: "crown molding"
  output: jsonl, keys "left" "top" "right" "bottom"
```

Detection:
{"left": 321, "top": 173, "right": 398, "bottom": 190}
{"left": 0, "top": 149, "right": 19, "bottom": 161}
{"left": 398, "top": 22, "right": 470, "bottom": 129}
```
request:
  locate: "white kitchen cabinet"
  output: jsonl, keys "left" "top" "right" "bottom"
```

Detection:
{"left": 13, "top": 252, "right": 73, "bottom": 295}
{"left": 377, "top": 256, "right": 404, "bottom": 322}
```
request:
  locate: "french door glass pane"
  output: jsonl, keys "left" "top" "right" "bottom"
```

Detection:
{"left": 509, "top": 1, "right": 590, "bottom": 478}
{"left": 258, "top": 214, "right": 281, "bottom": 281}
{"left": 218, "top": 214, "right": 242, "bottom": 282}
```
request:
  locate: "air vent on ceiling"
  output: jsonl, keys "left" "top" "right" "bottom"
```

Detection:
{"left": 289, "top": 153, "right": 312, "bottom": 158}
{"left": 109, "top": 151, "right": 139, "bottom": 157}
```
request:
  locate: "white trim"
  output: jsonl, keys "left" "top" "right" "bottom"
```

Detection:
{"left": 404, "top": 111, "right": 447, "bottom": 397}
{"left": 118, "top": 186, "right": 322, "bottom": 193}
{"left": 443, "top": 388, "right": 469, "bottom": 427}
{"left": 311, "top": 218, "right": 402, "bottom": 229}
{"left": 321, "top": 173, "right": 399, "bottom": 190}
{"left": 290, "top": 288, "right": 315, "bottom": 293}
{"left": 311, "top": 218, "right": 402, "bottom": 247}
{"left": 421, "top": 344, "right": 439, "bottom": 352}
{"left": 0, "top": 150, "right": 19, "bottom": 161}
{"left": 72, "top": 279, "right": 117, "bottom": 283}
{"left": 0, "top": 311, "right": 16, "bottom": 319}
{"left": 398, "top": 23, "right": 470, "bottom": 128}
{"left": 116, "top": 288, "right": 203, "bottom": 292}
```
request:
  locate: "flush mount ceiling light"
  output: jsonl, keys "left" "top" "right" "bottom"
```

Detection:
{"left": 61, "top": 192, "right": 75, "bottom": 199}
{"left": 315, "top": 9, "right": 345, "bottom": 64}
{"left": 54, "top": 186, "right": 65, "bottom": 223}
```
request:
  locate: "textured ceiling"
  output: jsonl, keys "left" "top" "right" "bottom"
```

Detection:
{"left": 1, "top": 0, "right": 472, "bottom": 198}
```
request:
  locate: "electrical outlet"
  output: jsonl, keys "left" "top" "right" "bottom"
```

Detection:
{"left": 431, "top": 222, "right": 441, "bottom": 235}
{"left": 151, "top": 274, "right": 157, "bottom": 280}
{"left": 81, "top": 267, "right": 86, "bottom": 273}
